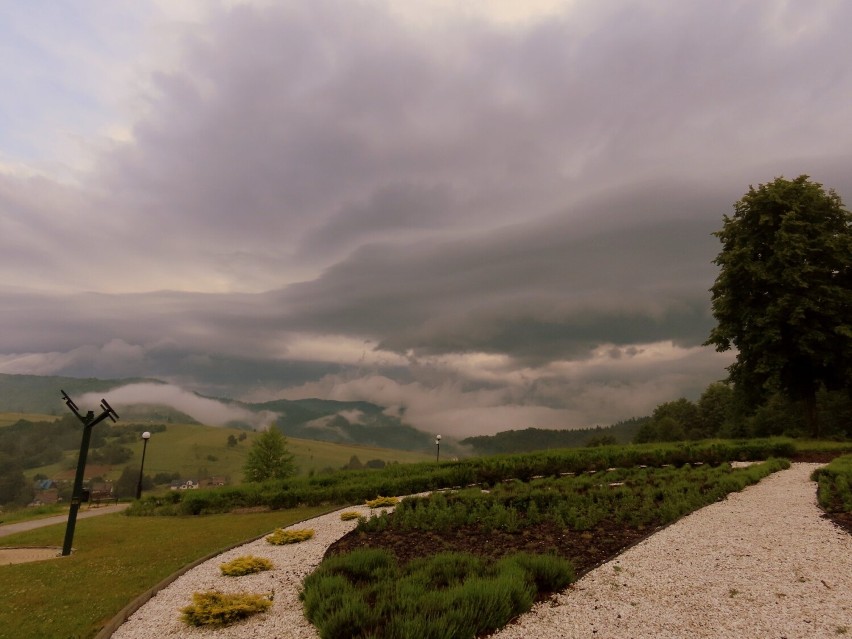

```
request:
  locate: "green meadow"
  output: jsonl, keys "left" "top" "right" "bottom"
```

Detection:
{"left": 0, "top": 412, "right": 60, "bottom": 428}
{"left": 5, "top": 415, "right": 433, "bottom": 485}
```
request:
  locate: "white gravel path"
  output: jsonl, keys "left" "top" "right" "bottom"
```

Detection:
{"left": 110, "top": 504, "right": 383, "bottom": 639}
{"left": 111, "top": 463, "right": 851, "bottom": 639}
{"left": 488, "top": 463, "right": 852, "bottom": 639}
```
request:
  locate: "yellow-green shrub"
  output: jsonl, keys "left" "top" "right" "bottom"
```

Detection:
{"left": 220, "top": 555, "right": 274, "bottom": 576}
{"left": 181, "top": 591, "right": 272, "bottom": 626}
{"left": 366, "top": 496, "right": 399, "bottom": 508}
{"left": 266, "top": 527, "right": 314, "bottom": 545}
{"left": 340, "top": 511, "right": 361, "bottom": 521}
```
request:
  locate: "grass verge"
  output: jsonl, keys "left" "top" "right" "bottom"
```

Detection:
{"left": 0, "top": 503, "right": 68, "bottom": 526}
{"left": 0, "top": 505, "right": 329, "bottom": 639}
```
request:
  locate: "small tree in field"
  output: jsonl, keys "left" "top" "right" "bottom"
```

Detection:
{"left": 706, "top": 175, "right": 852, "bottom": 437}
{"left": 243, "top": 428, "right": 296, "bottom": 482}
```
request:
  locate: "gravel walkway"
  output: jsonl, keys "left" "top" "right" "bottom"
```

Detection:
{"left": 111, "top": 463, "right": 851, "bottom": 639}
{"left": 0, "top": 503, "right": 129, "bottom": 538}
{"left": 488, "top": 463, "right": 851, "bottom": 639}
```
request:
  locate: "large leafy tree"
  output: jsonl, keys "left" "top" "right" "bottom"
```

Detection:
{"left": 706, "top": 175, "right": 852, "bottom": 436}
{"left": 243, "top": 427, "right": 296, "bottom": 482}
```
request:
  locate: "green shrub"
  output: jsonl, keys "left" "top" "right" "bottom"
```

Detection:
{"left": 815, "top": 454, "right": 852, "bottom": 513}
{"left": 180, "top": 590, "right": 272, "bottom": 626}
{"left": 366, "top": 496, "right": 399, "bottom": 508}
{"left": 301, "top": 549, "right": 574, "bottom": 639}
{"left": 356, "top": 458, "right": 789, "bottom": 535}
{"left": 339, "top": 511, "right": 361, "bottom": 521}
{"left": 500, "top": 552, "right": 575, "bottom": 592}
{"left": 266, "top": 528, "right": 314, "bottom": 545}
{"left": 219, "top": 555, "right": 274, "bottom": 576}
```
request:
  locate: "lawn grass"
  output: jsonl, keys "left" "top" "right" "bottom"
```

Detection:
{"left": 135, "top": 424, "right": 431, "bottom": 482}
{"left": 0, "top": 505, "right": 330, "bottom": 639}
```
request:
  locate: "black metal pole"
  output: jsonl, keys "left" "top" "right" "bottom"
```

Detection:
{"left": 62, "top": 412, "right": 94, "bottom": 556}
{"left": 60, "top": 391, "right": 118, "bottom": 556}
{"left": 135, "top": 436, "right": 149, "bottom": 500}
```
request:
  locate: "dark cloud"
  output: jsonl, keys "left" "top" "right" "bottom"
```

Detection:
{"left": 2, "top": 1, "right": 852, "bottom": 432}
{"left": 278, "top": 182, "right": 724, "bottom": 362}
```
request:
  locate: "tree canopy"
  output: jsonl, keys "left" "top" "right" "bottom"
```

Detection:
{"left": 706, "top": 175, "right": 852, "bottom": 436}
{"left": 242, "top": 428, "right": 296, "bottom": 482}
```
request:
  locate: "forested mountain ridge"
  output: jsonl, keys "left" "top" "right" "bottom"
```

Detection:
{"left": 0, "top": 374, "right": 437, "bottom": 453}
{"left": 460, "top": 418, "right": 648, "bottom": 455}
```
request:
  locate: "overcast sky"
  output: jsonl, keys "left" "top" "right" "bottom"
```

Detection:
{"left": 2, "top": 0, "right": 851, "bottom": 437}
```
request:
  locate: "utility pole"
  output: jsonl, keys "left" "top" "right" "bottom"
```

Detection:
{"left": 61, "top": 390, "right": 119, "bottom": 556}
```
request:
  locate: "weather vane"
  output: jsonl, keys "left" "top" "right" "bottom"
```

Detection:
{"left": 60, "top": 390, "right": 119, "bottom": 556}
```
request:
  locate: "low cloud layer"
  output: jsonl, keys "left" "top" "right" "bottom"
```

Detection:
{"left": 1, "top": 1, "right": 851, "bottom": 435}
{"left": 79, "top": 383, "right": 279, "bottom": 429}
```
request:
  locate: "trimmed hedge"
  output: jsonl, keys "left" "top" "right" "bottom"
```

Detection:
{"left": 813, "top": 454, "right": 852, "bottom": 514}
{"left": 128, "top": 439, "right": 797, "bottom": 516}
{"left": 301, "top": 550, "right": 574, "bottom": 639}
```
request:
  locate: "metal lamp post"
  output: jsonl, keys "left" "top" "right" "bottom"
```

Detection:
{"left": 135, "top": 431, "right": 151, "bottom": 499}
{"left": 435, "top": 434, "right": 442, "bottom": 463}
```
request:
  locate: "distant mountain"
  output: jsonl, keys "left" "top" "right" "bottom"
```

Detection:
{"left": 0, "top": 373, "right": 440, "bottom": 453}
{"left": 245, "top": 397, "right": 436, "bottom": 453}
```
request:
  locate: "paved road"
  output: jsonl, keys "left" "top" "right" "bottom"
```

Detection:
{"left": 0, "top": 503, "right": 129, "bottom": 538}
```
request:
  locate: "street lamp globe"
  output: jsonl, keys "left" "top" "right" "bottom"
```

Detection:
{"left": 136, "top": 431, "right": 152, "bottom": 499}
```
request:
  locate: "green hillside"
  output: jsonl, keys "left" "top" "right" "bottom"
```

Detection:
{"left": 114, "top": 422, "right": 432, "bottom": 482}
{"left": 7, "top": 415, "right": 432, "bottom": 486}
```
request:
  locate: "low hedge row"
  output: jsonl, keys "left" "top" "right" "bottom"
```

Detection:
{"left": 358, "top": 459, "right": 790, "bottom": 534}
{"left": 127, "top": 438, "right": 797, "bottom": 516}
{"left": 813, "top": 453, "right": 852, "bottom": 514}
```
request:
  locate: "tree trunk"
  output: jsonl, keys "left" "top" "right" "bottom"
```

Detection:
{"left": 803, "top": 391, "right": 819, "bottom": 438}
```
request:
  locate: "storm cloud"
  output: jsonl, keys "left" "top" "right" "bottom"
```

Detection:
{"left": 1, "top": 1, "right": 851, "bottom": 434}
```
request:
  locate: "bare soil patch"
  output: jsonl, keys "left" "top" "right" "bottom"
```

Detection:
{"left": 0, "top": 547, "right": 63, "bottom": 565}
{"left": 327, "top": 519, "right": 656, "bottom": 578}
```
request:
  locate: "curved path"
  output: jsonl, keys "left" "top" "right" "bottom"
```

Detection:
{"left": 0, "top": 503, "right": 128, "bottom": 538}
{"left": 489, "top": 463, "right": 851, "bottom": 639}
{"left": 111, "top": 464, "right": 851, "bottom": 638}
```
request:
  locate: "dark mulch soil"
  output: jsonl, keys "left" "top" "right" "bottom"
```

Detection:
{"left": 826, "top": 511, "right": 852, "bottom": 535}
{"left": 327, "top": 510, "right": 852, "bottom": 578}
{"left": 326, "top": 519, "right": 657, "bottom": 578}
